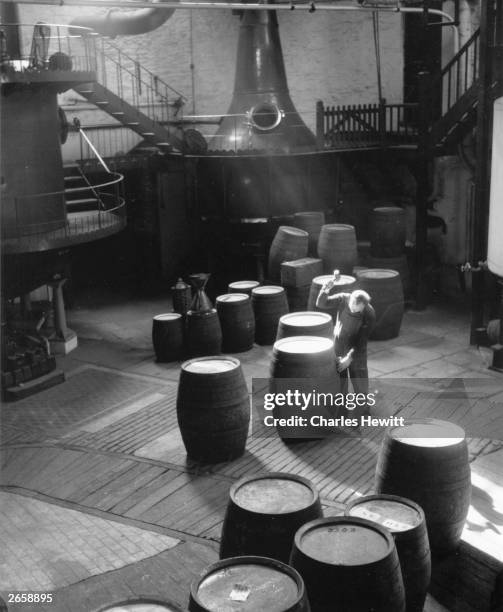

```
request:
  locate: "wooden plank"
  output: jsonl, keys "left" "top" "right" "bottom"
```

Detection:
{"left": 109, "top": 468, "right": 177, "bottom": 515}
{"left": 76, "top": 461, "right": 141, "bottom": 507}
{"left": 69, "top": 458, "right": 135, "bottom": 504}
{"left": 126, "top": 471, "right": 195, "bottom": 520}
{"left": 45, "top": 452, "right": 115, "bottom": 497}
{"left": 0, "top": 447, "right": 46, "bottom": 485}
{"left": 93, "top": 463, "right": 163, "bottom": 512}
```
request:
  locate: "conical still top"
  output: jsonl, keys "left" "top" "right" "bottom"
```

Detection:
{"left": 189, "top": 273, "right": 213, "bottom": 312}
{"left": 212, "top": 8, "right": 316, "bottom": 153}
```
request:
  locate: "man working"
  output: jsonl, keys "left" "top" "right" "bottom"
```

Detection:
{"left": 316, "top": 271, "right": 376, "bottom": 415}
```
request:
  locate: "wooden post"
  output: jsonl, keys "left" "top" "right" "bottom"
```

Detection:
{"left": 316, "top": 100, "right": 325, "bottom": 150}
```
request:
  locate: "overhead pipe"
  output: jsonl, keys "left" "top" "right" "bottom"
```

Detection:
{"left": 69, "top": 0, "right": 177, "bottom": 37}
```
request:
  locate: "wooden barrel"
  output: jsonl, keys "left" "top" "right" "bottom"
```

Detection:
{"left": 276, "top": 312, "right": 334, "bottom": 341}
{"left": 216, "top": 293, "right": 255, "bottom": 353}
{"left": 285, "top": 285, "right": 311, "bottom": 313}
{"left": 252, "top": 286, "right": 289, "bottom": 345}
{"left": 97, "top": 600, "right": 184, "bottom": 612}
{"left": 228, "top": 280, "right": 261, "bottom": 296}
{"left": 189, "top": 556, "right": 310, "bottom": 612}
{"left": 270, "top": 336, "right": 336, "bottom": 379}
{"left": 307, "top": 274, "right": 357, "bottom": 322}
{"left": 346, "top": 494, "right": 431, "bottom": 612}
{"left": 317, "top": 224, "right": 357, "bottom": 275}
{"left": 151, "top": 313, "right": 184, "bottom": 362}
{"left": 370, "top": 207, "right": 406, "bottom": 257}
{"left": 368, "top": 255, "right": 410, "bottom": 296}
{"left": 293, "top": 211, "right": 326, "bottom": 255}
{"left": 177, "top": 356, "right": 250, "bottom": 463}
{"left": 356, "top": 269, "right": 404, "bottom": 340}
{"left": 290, "top": 516, "right": 406, "bottom": 612}
{"left": 185, "top": 309, "right": 222, "bottom": 357}
{"left": 374, "top": 418, "right": 471, "bottom": 556}
{"left": 220, "top": 472, "right": 323, "bottom": 562}
{"left": 268, "top": 226, "right": 309, "bottom": 283}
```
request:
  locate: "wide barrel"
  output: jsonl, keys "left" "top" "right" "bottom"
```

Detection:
{"left": 189, "top": 556, "right": 310, "bottom": 612}
{"left": 317, "top": 224, "right": 357, "bottom": 275}
{"left": 97, "top": 601, "right": 184, "bottom": 612}
{"left": 367, "top": 255, "right": 410, "bottom": 296}
{"left": 290, "top": 516, "right": 406, "bottom": 612}
{"left": 176, "top": 356, "right": 250, "bottom": 463}
{"left": 185, "top": 309, "right": 222, "bottom": 357}
{"left": 151, "top": 313, "right": 184, "bottom": 362}
{"left": 268, "top": 226, "right": 309, "bottom": 283}
{"left": 356, "top": 269, "right": 404, "bottom": 340}
{"left": 270, "top": 336, "right": 336, "bottom": 379}
{"left": 293, "top": 211, "right": 326, "bottom": 255}
{"left": 370, "top": 207, "right": 406, "bottom": 257}
{"left": 220, "top": 472, "right": 323, "bottom": 563}
{"left": 374, "top": 418, "right": 471, "bottom": 556}
{"left": 346, "top": 494, "right": 431, "bottom": 612}
{"left": 307, "top": 274, "right": 357, "bottom": 321}
{"left": 252, "top": 285, "right": 289, "bottom": 345}
{"left": 276, "top": 312, "right": 334, "bottom": 341}
{"left": 216, "top": 293, "right": 255, "bottom": 353}
{"left": 228, "top": 280, "right": 261, "bottom": 295}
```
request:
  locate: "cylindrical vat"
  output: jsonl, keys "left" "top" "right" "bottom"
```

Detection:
{"left": 367, "top": 255, "right": 410, "bottom": 296}
{"left": 252, "top": 285, "right": 289, "bottom": 345}
{"left": 220, "top": 472, "right": 323, "bottom": 563}
{"left": 293, "top": 211, "right": 326, "bottom": 255}
{"left": 374, "top": 418, "right": 471, "bottom": 556}
{"left": 185, "top": 309, "right": 222, "bottom": 357}
{"left": 177, "top": 356, "right": 250, "bottom": 463}
{"left": 228, "top": 280, "right": 261, "bottom": 295}
{"left": 216, "top": 293, "right": 255, "bottom": 353}
{"left": 151, "top": 313, "right": 184, "bottom": 362}
{"left": 276, "top": 312, "right": 333, "bottom": 341}
{"left": 317, "top": 224, "right": 357, "bottom": 275}
{"left": 270, "top": 336, "right": 336, "bottom": 379}
{"left": 370, "top": 207, "right": 406, "bottom": 257}
{"left": 346, "top": 494, "right": 431, "bottom": 612}
{"left": 356, "top": 269, "right": 404, "bottom": 340}
{"left": 189, "top": 556, "right": 310, "bottom": 612}
{"left": 307, "top": 274, "right": 357, "bottom": 321}
{"left": 268, "top": 226, "right": 309, "bottom": 283}
{"left": 290, "top": 516, "right": 406, "bottom": 612}
{"left": 285, "top": 285, "right": 311, "bottom": 313}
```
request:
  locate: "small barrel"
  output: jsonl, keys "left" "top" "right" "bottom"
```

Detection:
{"left": 270, "top": 336, "right": 336, "bottom": 379}
{"left": 97, "top": 601, "right": 184, "bottom": 612}
{"left": 356, "top": 269, "right": 404, "bottom": 340}
{"left": 252, "top": 285, "right": 289, "bottom": 345}
{"left": 307, "top": 274, "right": 357, "bottom": 321}
{"left": 290, "top": 516, "right": 406, "bottom": 612}
{"left": 177, "top": 356, "right": 250, "bottom": 463}
{"left": 228, "top": 280, "right": 261, "bottom": 296}
{"left": 285, "top": 285, "right": 311, "bottom": 313}
{"left": 374, "top": 418, "right": 471, "bottom": 556}
{"left": 185, "top": 309, "right": 222, "bottom": 357}
{"left": 276, "top": 312, "right": 334, "bottom": 341}
{"left": 220, "top": 472, "right": 323, "bottom": 563}
{"left": 151, "top": 313, "right": 184, "bottom": 362}
{"left": 317, "top": 224, "right": 357, "bottom": 275}
{"left": 368, "top": 255, "right": 410, "bottom": 296}
{"left": 216, "top": 293, "right": 255, "bottom": 353}
{"left": 346, "top": 494, "right": 431, "bottom": 612}
{"left": 268, "top": 226, "right": 309, "bottom": 283}
{"left": 370, "top": 207, "right": 406, "bottom": 257}
{"left": 189, "top": 556, "right": 310, "bottom": 612}
{"left": 293, "top": 211, "right": 326, "bottom": 255}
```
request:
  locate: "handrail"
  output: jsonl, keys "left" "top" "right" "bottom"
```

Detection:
{"left": 438, "top": 29, "right": 480, "bottom": 82}
{"left": 78, "top": 127, "right": 111, "bottom": 173}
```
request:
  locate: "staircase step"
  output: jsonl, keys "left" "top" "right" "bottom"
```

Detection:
{"left": 111, "top": 112, "right": 125, "bottom": 116}
{"left": 96, "top": 101, "right": 110, "bottom": 107}
{"left": 77, "top": 89, "right": 94, "bottom": 95}
{"left": 126, "top": 122, "right": 140, "bottom": 127}
{"left": 141, "top": 132, "right": 156, "bottom": 137}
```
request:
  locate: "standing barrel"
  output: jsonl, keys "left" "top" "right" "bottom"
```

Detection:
{"left": 317, "top": 224, "right": 357, "bottom": 275}
{"left": 293, "top": 211, "right": 326, "bottom": 255}
{"left": 216, "top": 293, "right": 255, "bottom": 353}
{"left": 252, "top": 286, "right": 289, "bottom": 345}
{"left": 290, "top": 516, "right": 406, "bottom": 612}
{"left": 370, "top": 207, "right": 406, "bottom": 257}
{"left": 189, "top": 556, "right": 310, "bottom": 612}
{"left": 185, "top": 309, "right": 222, "bottom": 357}
{"left": 368, "top": 255, "right": 410, "bottom": 296}
{"left": 270, "top": 336, "right": 336, "bottom": 379}
{"left": 220, "top": 472, "right": 323, "bottom": 563}
{"left": 346, "top": 494, "right": 431, "bottom": 612}
{"left": 98, "top": 602, "right": 184, "bottom": 612}
{"left": 374, "top": 418, "right": 471, "bottom": 556}
{"left": 152, "top": 313, "right": 184, "bottom": 362}
{"left": 228, "top": 280, "right": 260, "bottom": 295}
{"left": 268, "top": 226, "right": 309, "bottom": 283}
{"left": 307, "top": 274, "right": 357, "bottom": 322}
{"left": 176, "top": 356, "right": 250, "bottom": 463}
{"left": 356, "top": 269, "right": 404, "bottom": 340}
{"left": 276, "top": 312, "right": 334, "bottom": 341}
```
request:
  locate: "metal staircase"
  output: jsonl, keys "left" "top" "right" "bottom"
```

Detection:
{"left": 74, "top": 36, "right": 186, "bottom": 154}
